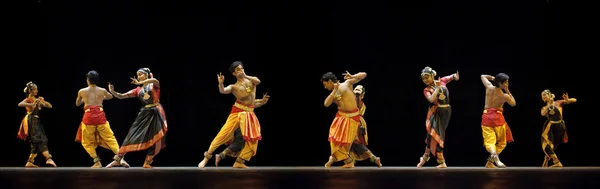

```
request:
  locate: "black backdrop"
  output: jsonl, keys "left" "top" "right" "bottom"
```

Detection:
{"left": 3, "top": 0, "right": 592, "bottom": 167}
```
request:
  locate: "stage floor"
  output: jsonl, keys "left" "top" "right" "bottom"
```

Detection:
{"left": 1, "top": 167, "right": 599, "bottom": 189}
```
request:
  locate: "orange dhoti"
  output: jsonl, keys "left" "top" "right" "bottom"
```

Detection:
{"left": 328, "top": 108, "right": 360, "bottom": 162}
{"left": 75, "top": 106, "right": 120, "bottom": 159}
{"left": 206, "top": 100, "right": 262, "bottom": 161}
{"left": 481, "top": 108, "right": 514, "bottom": 154}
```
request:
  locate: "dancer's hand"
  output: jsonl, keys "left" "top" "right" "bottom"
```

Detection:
{"left": 434, "top": 77, "right": 441, "bottom": 87}
{"left": 131, "top": 77, "right": 140, "bottom": 85}
{"left": 217, "top": 72, "right": 225, "bottom": 84}
{"left": 108, "top": 82, "right": 115, "bottom": 92}
{"left": 262, "top": 92, "right": 270, "bottom": 103}
{"left": 454, "top": 71, "right": 459, "bottom": 80}
{"left": 343, "top": 70, "right": 353, "bottom": 80}
{"left": 562, "top": 93, "right": 569, "bottom": 100}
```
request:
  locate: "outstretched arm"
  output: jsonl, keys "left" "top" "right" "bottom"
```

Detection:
{"left": 135, "top": 78, "right": 160, "bottom": 87}
{"left": 481, "top": 75, "right": 494, "bottom": 89}
{"left": 218, "top": 83, "right": 233, "bottom": 94}
{"left": 344, "top": 71, "right": 367, "bottom": 85}
{"left": 440, "top": 71, "right": 459, "bottom": 85}
{"left": 561, "top": 93, "right": 577, "bottom": 105}
{"left": 109, "top": 83, "right": 137, "bottom": 100}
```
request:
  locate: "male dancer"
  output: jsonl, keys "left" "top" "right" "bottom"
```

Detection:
{"left": 417, "top": 67, "right": 459, "bottom": 168}
{"left": 349, "top": 85, "right": 382, "bottom": 167}
{"left": 75, "top": 70, "right": 129, "bottom": 168}
{"left": 214, "top": 93, "right": 270, "bottom": 167}
{"left": 321, "top": 71, "right": 367, "bottom": 168}
{"left": 198, "top": 61, "right": 266, "bottom": 168}
{"left": 540, "top": 90, "right": 576, "bottom": 167}
{"left": 480, "top": 73, "right": 516, "bottom": 168}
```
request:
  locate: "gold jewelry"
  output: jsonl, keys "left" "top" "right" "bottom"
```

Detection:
{"left": 334, "top": 93, "right": 342, "bottom": 101}
{"left": 243, "top": 84, "right": 251, "bottom": 93}
{"left": 548, "top": 105, "right": 555, "bottom": 115}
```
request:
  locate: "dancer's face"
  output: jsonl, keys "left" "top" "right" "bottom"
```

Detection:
{"left": 29, "top": 85, "right": 38, "bottom": 96}
{"left": 354, "top": 85, "right": 364, "bottom": 95}
{"left": 136, "top": 71, "right": 148, "bottom": 81}
{"left": 322, "top": 80, "right": 334, "bottom": 91}
{"left": 421, "top": 74, "right": 434, "bottom": 86}
{"left": 541, "top": 92, "right": 550, "bottom": 102}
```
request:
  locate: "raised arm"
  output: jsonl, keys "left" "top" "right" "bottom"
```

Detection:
{"left": 344, "top": 71, "right": 367, "bottom": 85}
{"left": 245, "top": 75, "right": 261, "bottom": 85}
{"left": 136, "top": 78, "right": 160, "bottom": 87}
{"left": 219, "top": 84, "right": 233, "bottom": 94}
{"left": 440, "top": 71, "right": 459, "bottom": 85}
{"left": 18, "top": 98, "right": 36, "bottom": 108}
{"left": 541, "top": 104, "right": 550, "bottom": 116}
{"left": 254, "top": 92, "right": 270, "bottom": 108}
{"left": 504, "top": 92, "right": 516, "bottom": 107}
{"left": 324, "top": 83, "right": 340, "bottom": 107}
{"left": 481, "top": 75, "right": 494, "bottom": 89}
{"left": 76, "top": 89, "right": 84, "bottom": 106}
{"left": 39, "top": 98, "right": 52, "bottom": 109}
{"left": 109, "top": 83, "right": 137, "bottom": 99}
{"left": 561, "top": 93, "right": 577, "bottom": 105}
{"left": 103, "top": 88, "right": 114, "bottom": 100}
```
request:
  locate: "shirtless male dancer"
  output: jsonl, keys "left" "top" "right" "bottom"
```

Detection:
{"left": 480, "top": 73, "right": 516, "bottom": 168}
{"left": 75, "top": 70, "right": 129, "bottom": 168}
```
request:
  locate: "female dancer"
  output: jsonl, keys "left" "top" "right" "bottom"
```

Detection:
{"left": 108, "top": 68, "right": 168, "bottom": 168}
{"left": 417, "top": 67, "right": 458, "bottom": 168}
{"left": 17, "top": 81, "right": 57, "bottom": 167}
{"left": 540, "top": 90, "right": 576, "bottom": 167}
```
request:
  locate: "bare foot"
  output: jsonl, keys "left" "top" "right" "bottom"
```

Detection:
{"left": 46, "top": 159, "right": 57, "bottom": 167}
{"left": 374, "top": 157, "right": 382, "bottom": 168}
{"left": 550, "top": 162, "right": 563, "bottom": 167}
{"left": 341, "top": 162, "right": 355, "bottom": 168}
{"left": 143, "top": 164, "right": 153, "bottom": 168}
{"left": 485, "top": 161, "right": 497, "bottom": 168}
{"left": 233, "top": 162, "right": 248, "bottom": 168}
{"left": 106, "top": 160, "right": 120, "bottom": 168}
{"left": 436, "top": 163, "right": 447, "bottom": 168}
{"left": 324, "top": 156, "right": 334, "bottom": 168}
{"left": 91, "top": 162, "right": 102, "bottom": 168}
{"left": 542, "top": 156, "right": 550, "bottom": 167}
{"left": 25, "top": 162, "right": 38, "bottom": 168}
{"left": 215, "top": 154, "right": 222, "bottom": 167}
{"left": 198, "top": 158, "right": 209, "bottom": 168}
{"left": 120, "top": 159, "right": 130, "bottom": 168}
{"left": 417, "top": 156, "right": 428, "bottom": 168}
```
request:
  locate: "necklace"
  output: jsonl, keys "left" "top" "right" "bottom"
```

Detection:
{"left": 242, "top": 83, "right": 251, "bottom": 93}
{"left": 548, "top": 103, "right": 555, "bottom": 115}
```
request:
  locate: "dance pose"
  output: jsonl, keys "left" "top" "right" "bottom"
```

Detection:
{"left": 322, "top": 71, "right": 367, "bottom": 168}
{"left": 213, "top": 91, "right": 269, "bottom": 167}
{"left": 108, "top": 68, "right": 168, "bottom": 168}
{"left": 540, "top": 90, "right": 576, "bottom": 167}
{"left": 349, "top": 85, "right": 382, "bottom": 167}
{"left": 480, "top": 73, "right": 516, "bottom": 168}
{"left": 198, "top": 61, "right": 266, "bottom": 168}
{"left": 417, "top": 67, "right": 459, "bottom": 168}
{"left": 17, "top": 81, "right": 57, "bottom": 168}
{"left": 75, "top": 70, "right": 129, "bottom": 168}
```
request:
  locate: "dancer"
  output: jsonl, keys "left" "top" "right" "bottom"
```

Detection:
{"left": 198, "top": 61, "right": 265, "bottom": 168}
{"left": 540, "top": 90, "right": 576, "bottom": 167}
{"left": 213, "top": 92, "right": 270, "bottom": 167}
{"left": 75, "top": 70, "right": 130, "bottom": 168}
{"left": 349, "top": 85, "right": 382, "bottom": 167}
{"left": 108, "top": 68, "right": 168, "bottom": 168}
{"left": 17, "top": 81, "right": 57, "bottom": 168}
{"left": 321, "top": 71, "right": 367, "bottom": 168}
{"left": 480, "top": 73, "right": 516, "bottom": 168}
{"left": 417, "top": 67, "right": 459, "bottom": 168}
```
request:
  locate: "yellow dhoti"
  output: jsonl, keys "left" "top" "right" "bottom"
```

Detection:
{"left": 75, "top": 106, "right": 120, "bottom": 159}
{"left": 206, "top": 100, "right": 262, "bottom": 161}
{"left": 481, "top": 108, "right": 514, "bottom": 154}
{"left": 328, "top": 108, "right": 360, "bottom": 162}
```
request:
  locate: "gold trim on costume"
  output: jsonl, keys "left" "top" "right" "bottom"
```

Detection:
{"left": 483, "top": 109, "right": 502, "bottom": 114}
{"left": 437, "top": 104, "right": 449, "bottom": 108}
{"left": 338, "top": 110, "right": 360, "bottom": 117}
{"left": 234, "top": 102, "right": 254, "bottom": 112}
{"left": 145, "top": 103, "right": 159, "bottom": 108}
{"left": 84, "top": 107, "right": 104, "bottom": 112}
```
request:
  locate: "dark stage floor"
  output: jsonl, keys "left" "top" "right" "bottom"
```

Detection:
{"left": 1, "top": 167, "right": 598, "bottom": 189}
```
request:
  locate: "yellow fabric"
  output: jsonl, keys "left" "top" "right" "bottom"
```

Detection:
{"left": 207, "top": 113, "right": 239, "bottom": 153}
{"left": 238, "top": 140, "right": 258, "bottom": 161}
{"left": 330, "top": 142, "right": 351, "bottom": 162}
{"left": 481, "top": 124, "right": 507, "bottom": 154}
{"left": 81, "top": 121, "right": 120, "bottom": 158}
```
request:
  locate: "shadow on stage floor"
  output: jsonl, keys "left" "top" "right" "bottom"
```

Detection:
{"left": 1, "top": 167, "right": 598, "bottom": 189}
